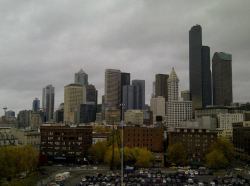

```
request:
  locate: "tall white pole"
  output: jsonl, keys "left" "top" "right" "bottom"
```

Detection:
{"left": 120, "top": 104, "right": 124, "bottom": 186}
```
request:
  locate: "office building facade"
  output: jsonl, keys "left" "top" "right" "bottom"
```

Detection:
{"left": 155, "top": 74, "right": 169, "bottom": 101}
{"left": 77, "top": 103, "right": 96, "bottom": 123}
{"left": 166, "top": 68, "right": 193, "bottom": 127}
{"left": 212, "top": 52, "right": 233, "bottom": 106}
{"left": 64, "top": 84, "right": 84, "bottom": 124}
{"left": 168, "top": 128, "right": 218, "bottom": 162}
{"left": 121, "top": 72, "right": 130, "bottom": 104}
{"left": 105, "top": 69, "right": 121, "bottom": 109}
{"left": 32, "top": 98, "right": 40, "bottom": 112}
{"left": 40, "top": 124, "right": 92, "bottom": 163}
{"left": 189, "top": 25, "right": 212, "bottom": 109}
{"left": 42, "top": 85, "right": 55, "bottom": 122}
{"left": 124, "top": 110, "right": 144, "bottom": 126}
{"left": 132, "top": 80, "right": 145, "bottom": 110}
{"left": 122, "top": 126, "right": 164, "bottom": 152}
{"left": 150, "top": 96, "right": 166, "bottom": 123}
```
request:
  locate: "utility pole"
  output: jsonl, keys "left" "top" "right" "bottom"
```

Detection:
{"left": 120, "top": 104, "right": 125, "bottom": 186}
{"left": 111, "top": 117, "right": 115, "bottom": 170}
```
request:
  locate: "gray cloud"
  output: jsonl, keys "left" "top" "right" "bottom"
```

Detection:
{"left": 0, "top": 0, "right": 250, "bottom": 115}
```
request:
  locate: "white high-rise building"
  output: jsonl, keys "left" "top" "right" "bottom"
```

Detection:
{"left": 75, "top": 69, "right": 88, "bottom": 86}
{"left": 150, "top": 96, "right": 165, "bottom": 123}
{"left": 168, "top": 68, "right": 179, "bottom": 101}
{"left": 166, "top": 68, "right": 192, "bottom": 127}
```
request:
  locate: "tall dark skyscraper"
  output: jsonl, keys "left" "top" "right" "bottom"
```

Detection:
{"left": 155, "top": 74, "right": 169, "bottom": 101}
{"left": 212, "top": 52, "right": 233, "bottom": 106}
{"left": 201, "top": 46, "right": 212, "bottom": 107}
{"left": 121, "top": 72, "right": 130, "bottom": 104}
{"left": 84, "top": 84, "right": 98, "bottom": 105}
{"left": 189, "top": 25, "right": 212, "bottom": 109}
{"left": 32, "top": 98, "right": 40, "bottom": 112}
{"left": 122, "top": 85, "right": 136, "bottom": 111}
{"left": 42, "top": 85, "right": 55, "bottom": 122}
{"left": 132, "top": 80, "right": 145, "bottom": 110}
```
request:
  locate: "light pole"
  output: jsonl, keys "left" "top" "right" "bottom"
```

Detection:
{"left": 120, "top": 103, "right": 125, "bottom": 186}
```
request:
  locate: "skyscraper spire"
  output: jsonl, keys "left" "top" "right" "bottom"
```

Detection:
{"left": 168, "top": 67, "right": 179, "bottom": 101}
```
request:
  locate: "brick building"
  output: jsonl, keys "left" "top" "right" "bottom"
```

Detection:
{"left": 40, "top": 124, "right": 92, "bottom": 163}
{"left": 233, "top": 123, "right": 250, "bottom": 161}
{"left": 168, "top": 128, "right": 217, "bottom": 162}
{"left": 122, "top": 126, "right": 164, "bottom": 152}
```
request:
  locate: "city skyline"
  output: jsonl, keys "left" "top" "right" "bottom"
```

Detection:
{"left": 1, "top": 0, "right": 250, "bottom": 115}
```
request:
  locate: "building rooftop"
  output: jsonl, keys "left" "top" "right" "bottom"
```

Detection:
{"left": 216, "top": 52, "right": 232, "bottom": 61}
{"left": 168, "top": 67, "right": 179, "bottom": 81}
{"left": 65, "top": 83, "right": 84, "bottom": 87}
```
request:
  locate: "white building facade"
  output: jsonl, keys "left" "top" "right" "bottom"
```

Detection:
{"left": 217, "top": 113, "right": 244, "bottom": 138}
{"left": 166, "top": 68, "right": 192, "bottom": 127}
{"left": 150, "top": 96, "right": 166, "bottom": 123}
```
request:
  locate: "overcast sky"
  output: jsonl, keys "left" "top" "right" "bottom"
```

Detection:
{"left": 0, "top": 0, "right": 250, "bottom": 115}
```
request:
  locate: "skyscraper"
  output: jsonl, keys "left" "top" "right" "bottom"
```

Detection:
{"left": 132, "top": 80, "right": 145, "bottom": 110}
{"left": 122, "top": 85, "right": 136, "bottom": 111}
{"left": 42, "top": 85, "right": 55, "bottom": 122}
{"left": 75, "top": 69, "right": 88, "bottom": 86}
{"left": 168, "top": 68, "right": 179, "bottom": 101}
{"left": 201, "top": 46, "right": 212, "bottom": 107}
{"left": 105, "top": 69, "right": 121, "bottom": 109}
{"left": 166, "top": 68, "right": 192, "bottom": 127}
{"left": 32, "top": 98, "right": 40, "bottom": 112}
{"left": 212, "top": 52, "right": 233, "bottom": 106}
{"left": 83, "top": 84, "right": 98, "bottom": 105}
{"left": 64, "top": 83, "right": 84, "bottom": 124}
{"left": 189, "top": 25, "right": 212, "bottom": 109}
{"left": 121, "top": 72, "right": 130, "bottom": 104}
{"left": 155, "top": 74, "right": 169, "bottom": 101}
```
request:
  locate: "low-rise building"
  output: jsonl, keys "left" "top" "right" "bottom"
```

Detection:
{"left": 179, "top": 116, "right": 217, "bottom": 130}
{"left": 31, "top": 112, "right": 43, "bottom": 130}
{"left": 92, "top": 132, "right": 109, "bottom": 144}
{"left": 0, "top": 127, "right": 18, "bottom": 146}
{"left": 40, "top": 124, "right": 92, "bottom": 163}
{"left": 233, "top": 123, "right": 250, "bottom": 161}
{"left": 217, "top": 113, "right": 244, "bottom": 138}
{"left": 124, "top": 110, "right": 144, "bottom": 126}
{"left": 105, "top": 109, "right": 120, "bottom": 125}
{"left": 168, "top": 128, "right": 218, "bottom": 162}
{"left": 10, "top": 128, "right": 40, "bottom": 149}
{"left": 122, "top": 126, "right": 164, "bottom": 153}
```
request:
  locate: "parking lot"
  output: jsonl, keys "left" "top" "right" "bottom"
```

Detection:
{"left": 75, "top": 169, "right": 250, "bottom": 186}
{"left": 46, "top": 167, "right": 249, "bottom": 186}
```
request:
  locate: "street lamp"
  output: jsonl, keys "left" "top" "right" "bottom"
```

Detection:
{"left": 120, "top": 103, "right": 125, "bottom": 186}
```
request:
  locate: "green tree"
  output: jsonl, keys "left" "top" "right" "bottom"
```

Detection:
{"left": 209, "top": 137, "right": 234, "bottom": 161}
{"left": 134, "top": 148, "right": 154, "bottom": 168}
{"left": 88, "top": 141, "right": 107, "bottom": 163}
{"left": 104, "top": 145, "right": 121, "bottom": 168}
{"left": 0, "top": 145, "right": 38, "bottom": 180}
{"left": 167, "top": 143, "right": 187, "bottom": 165}
{"left": 124, "top": 147, "right": 135, "bottom": 164}
{"left": 205, "top": 149, "right": 229, "bottom": 169}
